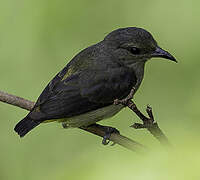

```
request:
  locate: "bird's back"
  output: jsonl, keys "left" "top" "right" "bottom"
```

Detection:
{"left": 14, "top": 41, "right": 137, "bottom": 137}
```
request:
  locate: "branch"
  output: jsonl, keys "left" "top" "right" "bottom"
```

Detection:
{"left": 130, "top": 104, "right": 170, "bottom": 146}
{"left": 0, "top": 90, "right": 146, "bottom": 153}
{"left": 0, "top": 91, "right": 33, "bottom": 111}
{"left": 114, "top": 88, "right": 171, "bottom": 146}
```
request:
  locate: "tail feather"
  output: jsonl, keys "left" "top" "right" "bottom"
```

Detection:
{"left": 14, "top": 116, "right": 41, "bottom": 137}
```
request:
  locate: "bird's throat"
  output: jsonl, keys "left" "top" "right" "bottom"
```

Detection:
{"left": 127, "top": 61, "right": 145, "bottom": 90}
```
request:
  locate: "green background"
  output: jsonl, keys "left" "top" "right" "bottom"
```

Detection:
{"left": 0, "top": 0, "right": 200, "bottom": 179}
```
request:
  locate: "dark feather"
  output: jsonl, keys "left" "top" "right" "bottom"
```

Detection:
{"left": 14, "top": 53, "right": 137, "bottom": 137}
{"left": 14, "top": 116, "right": 41, "bottom": 137}
{"left": 28, "top": 59, "right": 137, "bottom": 121}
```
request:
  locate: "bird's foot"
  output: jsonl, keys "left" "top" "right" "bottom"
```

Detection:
{"left": 62, "top": 122, "right": 69, "bottom": 129}
{"left": 114, "top": 87, "right": 136, "bottom": 106}
{"left": 130, "top": 105, "right": 157, "bottom": 129}
{"left": 80, "top": 123, "right": 120, "bottom": 145}
{"left": 102, "top": 126, "right": 120, "bottom": 145}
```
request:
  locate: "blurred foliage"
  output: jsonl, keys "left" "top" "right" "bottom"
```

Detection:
{"left": 0, "top": 0, "right": 200, "bottom": 179}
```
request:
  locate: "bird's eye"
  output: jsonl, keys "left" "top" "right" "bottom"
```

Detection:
{"left": 127, "top": 47, "right": 140, "bottom": 55}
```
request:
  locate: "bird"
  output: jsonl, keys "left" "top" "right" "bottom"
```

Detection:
{"left": 14, "top": 27, "right": 176, "bottom": 142}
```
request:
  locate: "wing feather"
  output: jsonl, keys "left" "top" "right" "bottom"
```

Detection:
{"left": 29, "top": 58, "right": 137, "bottom": 121}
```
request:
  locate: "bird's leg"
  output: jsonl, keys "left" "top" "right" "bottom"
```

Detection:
{"left": 62, "top": 122, "right": 69, "bottom": 129}
{"left": 113, "top": 87, "right": 155, "bottom": 128}
{"left": 130, "top": 105, "right": 155, "bottom": 129}
{"left": 114, "top": 92, "right": 171, "bottom": 146}
{"left": 114, "top": 87, "right": 135, "bottom": 106}
{"left": 102, "top": 126, "right": 120, "bottom": 145}
{"left": 81, "top": 123, "right": 120, "bottom": 145}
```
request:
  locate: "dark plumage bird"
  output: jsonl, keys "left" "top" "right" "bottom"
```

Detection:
{"left": 14, "top": 27, "right": 176, "bottom": 138}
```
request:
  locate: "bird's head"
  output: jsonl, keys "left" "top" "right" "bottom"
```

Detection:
{"left": 104, "top": 27, "right": 177, "bottom": 66}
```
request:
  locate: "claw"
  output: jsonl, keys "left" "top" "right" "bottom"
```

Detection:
{"left": 62, "top": 123, "right": 69, "bottom": 129}
{"left": 102, "top": 134, "right": 110, "bottom": 145}
{"left": 101, "top": 127, "right": 120, "bottom": 145}
{"left": 114, "top": 87, "right": 136, "bottom": 106}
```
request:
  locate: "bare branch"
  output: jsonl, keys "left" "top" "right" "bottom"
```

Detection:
{"left": 114, "top": 88, "right": 171, "bottom": 146}
{"left": 0, "top": 90, "right": 146, "bottom": 153}
{"left": 0, "top": 90, "right": 33, "bottom": 111}
{"left": 130, "top": 103, "right": 171, "bottom": 146}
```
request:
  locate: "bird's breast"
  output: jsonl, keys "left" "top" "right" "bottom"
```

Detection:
{"left": 128, "top": 61, "right": 145, "bottom": 91}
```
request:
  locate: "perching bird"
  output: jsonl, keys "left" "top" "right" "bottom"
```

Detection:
{"left": 14, "top": 27, "right": 176, "bottom": 140}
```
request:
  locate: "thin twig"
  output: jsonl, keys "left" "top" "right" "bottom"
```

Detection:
{"left": 114, "top": 88, "right": 171, "bottom": 146}
{"left": 0, "top": 90, "right": 146, "bottom": 153}
{"left": 130, "top": 103, "right": 171, "bottom": 146}
{"left": 0, "top": 90, "right": 33, "bottom": 111}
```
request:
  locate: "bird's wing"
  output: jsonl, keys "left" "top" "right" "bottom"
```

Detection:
{"left": 29, "top": 59, "right": 137, "bottom": 121}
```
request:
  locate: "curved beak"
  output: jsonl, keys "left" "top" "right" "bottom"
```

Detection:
{"left": 152, "top": 47, "right": 177, "bottom": 63}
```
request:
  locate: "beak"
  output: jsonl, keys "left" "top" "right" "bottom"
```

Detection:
{"left": 152, "top": 46, "right": 177, "bottom": 63}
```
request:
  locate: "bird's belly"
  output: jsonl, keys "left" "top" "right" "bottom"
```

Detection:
{"left": 61, "top": 104, "right": 124, "bottom": 128}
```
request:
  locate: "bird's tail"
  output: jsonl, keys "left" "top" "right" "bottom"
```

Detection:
{"left": 14, "top": 116, "right": 41, "bottom": 137}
